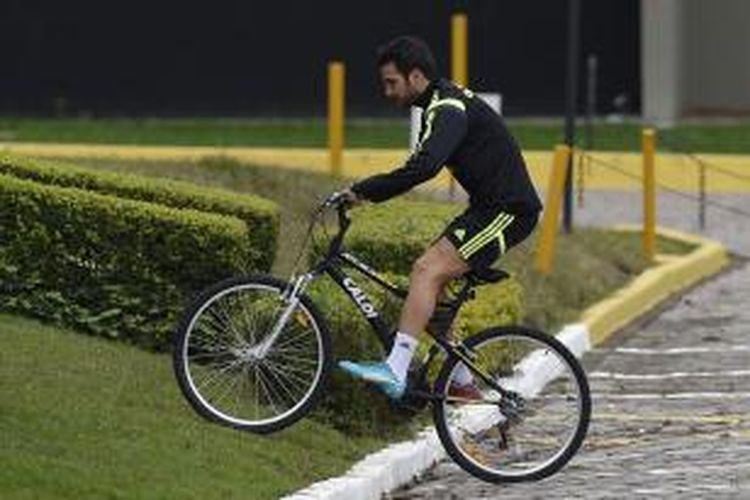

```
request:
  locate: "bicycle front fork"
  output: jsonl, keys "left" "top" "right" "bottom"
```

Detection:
{"left": 255, "top": 273, "right": 315, "bottom": 359}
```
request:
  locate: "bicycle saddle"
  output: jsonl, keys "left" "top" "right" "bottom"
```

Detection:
{"left": 466, "top": 267, "right": 510, "bottom": 285}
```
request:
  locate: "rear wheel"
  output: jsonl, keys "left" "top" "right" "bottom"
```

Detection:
{"left": 433, "top": 326, "right": 590, "bottom": 482}
{"left": 173, "top": 275, "right": 331, "bottom": 434}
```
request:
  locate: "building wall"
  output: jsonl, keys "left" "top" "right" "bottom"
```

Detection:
{"left": 642, "top": 0, "right": 750, "bottom": 123}
{"left": 0, "top": 0, "right": 639, "bottom": 117}
{"left": 683, "top": 0, "right": 750, "bottom": 114}
{"left": 641, "top": 0, "right": 684, "bottom": 125}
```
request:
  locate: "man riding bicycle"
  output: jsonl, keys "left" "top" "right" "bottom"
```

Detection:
{"left": 339, "top": 35, "right": 542, "bottom": 400}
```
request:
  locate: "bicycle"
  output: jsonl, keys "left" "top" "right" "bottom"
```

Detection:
{"left": 172, "top": 192, "right": 591, "bottom": 483}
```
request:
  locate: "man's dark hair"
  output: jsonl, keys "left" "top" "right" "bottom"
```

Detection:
{"left": 377, "top": 36, "right": 437, "bottom": 80}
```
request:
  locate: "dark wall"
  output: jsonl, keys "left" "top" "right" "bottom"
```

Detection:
{"left": 1, "top": 0, "right": 639, "bottom": 117}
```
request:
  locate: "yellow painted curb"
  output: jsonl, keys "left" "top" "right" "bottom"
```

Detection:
{"left": 582, "top": 226, "right": 730, "bottom": 346}
{"left": 2, "top": 142, "right": 749, "bottom": 192}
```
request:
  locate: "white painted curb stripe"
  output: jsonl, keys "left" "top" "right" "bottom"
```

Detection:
{"left": 590, "top": 370, "right": 750, "bottom": 380}
{"left": 593, "top": 392, "right": 750, "bottom": 401}
{"left": 282, "top": 323, "right": 592, "bottom": 500}
{"left": 592, "top": 345, "right": 750, "bottom": 355}
{"left": 281, "top": 428, "right": 445, "bottom": 500}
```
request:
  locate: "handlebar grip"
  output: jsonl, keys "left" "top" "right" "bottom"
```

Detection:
{"left": 320, "top": 191, "right": 353, "bottom": 211}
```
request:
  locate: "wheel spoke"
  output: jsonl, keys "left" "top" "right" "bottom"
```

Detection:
{"left": 209, "top": 367, "right": 245, "bottom": 408}
{"left": 254, "top": 365, "right": 279, "bottom": 415}
{"left": 216, "top": 297, "right": 248, "bottom": 348}
{"left": 271, "top": 326, "right": 312, "bottom": 350}
{"left": 267, "top": 350, "right": 319, "bottom": 367}
{"left": 261, "top": 360, "right": 306, "bottom": 406}
{"left": 264, "top": 358, "right": 316, "bottom": 395}
{"left": 194, "top": 358, "right": 243, "bottom": 393}
{"left": 196, "top": 310, "right": 241, "bottom": 350}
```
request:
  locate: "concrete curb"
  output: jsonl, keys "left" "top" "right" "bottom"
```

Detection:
{"left": 283, "top": 227, "right": 730, "bottom": 500}
{"left": 582, "top": 225, "right": 730, "bottom": 346}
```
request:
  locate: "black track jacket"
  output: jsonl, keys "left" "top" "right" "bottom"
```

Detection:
{"left": 351, "top": 79, "right": 542, "bottom": 214}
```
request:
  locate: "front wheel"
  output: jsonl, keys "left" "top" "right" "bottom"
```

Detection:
{"left": 172, "top": 275, "right": 332, "bottom": 434}
{"left": 433, "top": 326, "right": 591, "bottom": 483}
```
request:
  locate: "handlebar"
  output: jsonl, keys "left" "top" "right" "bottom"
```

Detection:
{"left": 316, "top": 191, "right": 353, "bottom": 259}
{"left": 318, "top": 190, "right": 353, "bottom": 211}
{"left": 320, "top": 191, "right": 343, "bottom": 209}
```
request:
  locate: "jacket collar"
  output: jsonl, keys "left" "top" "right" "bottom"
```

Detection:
{"left": 412, "top": 79, "right": 437, "bottom": 109}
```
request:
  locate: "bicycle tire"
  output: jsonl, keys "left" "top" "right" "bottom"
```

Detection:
{"left": 173, "top": 274, "right": 332, "bottom": 434}
{"left": 433, "top": 325, "right": 591, "bottom": 483}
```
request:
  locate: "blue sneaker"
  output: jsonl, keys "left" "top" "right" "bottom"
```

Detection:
{"left": 338, "top": 360, "right": 406, "bottom": 400}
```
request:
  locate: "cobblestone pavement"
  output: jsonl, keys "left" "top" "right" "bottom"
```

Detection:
{"left": 391, "top": 192, "right": 750, "bottom": 498}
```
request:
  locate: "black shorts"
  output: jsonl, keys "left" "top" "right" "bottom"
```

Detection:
{"left": 442, "top": 207, "right": 539, "bottom": 270}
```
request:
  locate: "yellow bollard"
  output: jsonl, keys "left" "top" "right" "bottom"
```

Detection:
{"left": 328, "top": 61, "right": 345, "bottom": 177}
{"left": 450, "top": 13, "right": 468, "bottom": 197}
{"left": 642, "top": 128, "right": 656, "bottom": 261}
{"left": 535, "top": 145, "right": 572, "bottom": 274}
{"left": 451, "top": 13, "right": 468, "bottom": 87}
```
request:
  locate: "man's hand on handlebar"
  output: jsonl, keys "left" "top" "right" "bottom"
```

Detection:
{"left": 341, "top": 188, "right": 363, "bottom": 206}
{"left": 321, "top": 188, "right": 363, "bottom": 211}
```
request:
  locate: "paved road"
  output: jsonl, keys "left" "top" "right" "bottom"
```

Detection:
{"left": 391, "top": 192, "right": 750, "bottom": 498}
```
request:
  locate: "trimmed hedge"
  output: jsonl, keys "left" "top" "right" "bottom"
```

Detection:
{"left": 346, "top": 200, "right": 463, "bottom": 275}
{"left": 0, "top": 173, "right": 250, "bottom": 349}
{"left": 308, "top": 200, "right": 524, "bottom": 435}
{"left": 0, "top": 153, "right": 279, "bottom": 271}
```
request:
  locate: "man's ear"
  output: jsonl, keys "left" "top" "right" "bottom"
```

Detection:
{"left": 407, "top": 68, "right": 425, "bottom": 86}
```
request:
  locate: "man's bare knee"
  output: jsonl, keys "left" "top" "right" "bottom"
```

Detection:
{"left": 409, "top": 260, "right": 440, "bottom": 293}
{"left": 411, "top": 252, "right": 446, "bottom": 279}
{"left": 408, "top": 238, "right": 469, "bottom": 290}
{"left": 424, "top": 239, "right": 469, "bottom": 279}
{"left": 434, "top": 238, "right": 469, "bottom": 272}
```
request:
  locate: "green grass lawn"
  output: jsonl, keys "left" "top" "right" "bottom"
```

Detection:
{"left": 1, "top": 117, "right": 749, "bottom": 153}
{"left": 0, "top": 118, "right": 408, "bottom": 149}
{"left": 0, "top": 313, "right": 386, "bottom": 500}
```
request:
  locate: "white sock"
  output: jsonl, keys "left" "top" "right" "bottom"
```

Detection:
{"left": 452, "top": 363, "right": 474, "bottom": 385}
{"left": 386, "top": 332, "right": 419, "bottom": 383}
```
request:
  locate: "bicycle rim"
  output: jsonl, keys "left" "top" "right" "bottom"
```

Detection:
{"left": 177, "top": 278, "right": 327, "bottom": 431}
{"left": 434, "top": 327, "right": 590, "bottom": 482}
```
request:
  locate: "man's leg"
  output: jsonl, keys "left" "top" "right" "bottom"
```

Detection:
{"left": 398, "top": 237, "right": 469, "bottom": 338}
{"left": 381, "top": 237, "right": 469, "bottom": 384}
{"left": 338, "top": 237, "right": 468, "bottom": 399}
{"left": 397, "top": 236, "right": 494, "bottom": 393}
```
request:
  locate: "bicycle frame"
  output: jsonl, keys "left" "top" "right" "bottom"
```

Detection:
{"left": 325, "top": 250, "right": 406, "bottom": 350}
{"left": 265, "top": 201, "right": 514, "bottom": 401}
